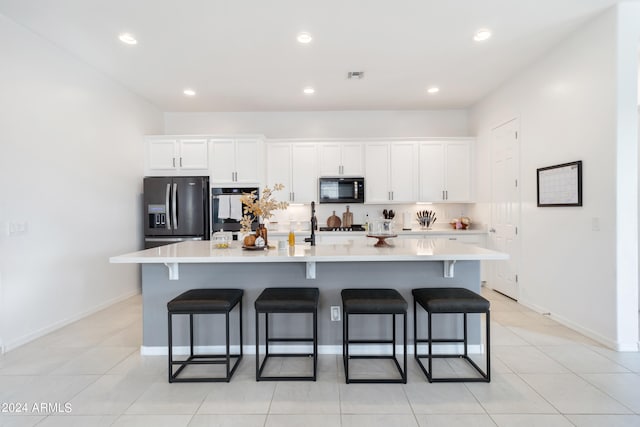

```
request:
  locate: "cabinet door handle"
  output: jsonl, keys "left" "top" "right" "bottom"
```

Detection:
{"left": 173, "top": 158, "right": 176, "bottom": 168}
{"left": 179, "top": 157, "right": 183, "bottom": 167}
{"left": 445, "top": 190, "right": 448, "bottom": 200}
{"left": 292, "top": 192, "right": 295, "bottom": 201}
{"left": 442, "top": 190, "right": 445, "bottom": 200}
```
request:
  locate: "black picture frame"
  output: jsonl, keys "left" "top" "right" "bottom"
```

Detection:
{"left": 537, "top": 161, "right": 582, "bottom": 207}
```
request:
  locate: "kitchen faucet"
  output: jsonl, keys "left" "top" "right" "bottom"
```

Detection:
{"left": 304, "top": 201, "right": 317, "bottom": 246}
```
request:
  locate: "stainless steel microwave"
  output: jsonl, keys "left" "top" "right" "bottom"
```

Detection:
{"left": 318, "top": 177, "right": 365, "bottom": 204}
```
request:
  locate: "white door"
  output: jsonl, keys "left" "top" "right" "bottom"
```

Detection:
{"left": 489, "top": 119, "right": 521, "bottom": 299}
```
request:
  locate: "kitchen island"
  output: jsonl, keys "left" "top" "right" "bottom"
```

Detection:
{"left": 110, "top": 238, "right": 507, "bottom": 355}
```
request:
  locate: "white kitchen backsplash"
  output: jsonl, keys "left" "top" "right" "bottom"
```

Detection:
{"left": 266, "top": 203, "right": 475, "bottom": 232}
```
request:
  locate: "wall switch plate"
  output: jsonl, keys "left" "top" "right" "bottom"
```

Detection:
{"left": 7, "top": 221, "right": 28, "bottom": 236}
{"left": 591, "top": 217, "right": 600, "bottom": 232}
{"left": 330, "top": 306, "right": 341, "bottom": 321}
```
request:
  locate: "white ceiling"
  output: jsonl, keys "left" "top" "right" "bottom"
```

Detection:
{"left": 0, "top": 0, "right": 626, "bottom": 112}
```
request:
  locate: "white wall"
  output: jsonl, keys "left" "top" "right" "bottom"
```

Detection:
{"left": 0, "top": 15, "right": 163, "bottom": 352}
{"left": 470, "top": 4, "right": 640, "bottom": 350}
{"left": 164, "top": 110, "right": 469, "bottom": 138}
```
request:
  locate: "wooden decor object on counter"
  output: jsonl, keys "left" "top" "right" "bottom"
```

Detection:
{"left": 342, "top": 205, "right": 353, "bottom": 227}
{"left": 327, "top": 211, "right": 342, "bottom": 228}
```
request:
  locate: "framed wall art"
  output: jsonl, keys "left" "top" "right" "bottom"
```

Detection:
{"left": 537, "top": 161, "right": 582, "bottom": 207}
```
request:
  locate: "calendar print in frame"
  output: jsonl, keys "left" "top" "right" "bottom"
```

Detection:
{"left": 537, "top": 161, "right": 582, "bottom": 207}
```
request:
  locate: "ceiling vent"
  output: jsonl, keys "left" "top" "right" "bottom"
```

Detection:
{"left": 347, "top": 71, "right": 365, "bottom": 80}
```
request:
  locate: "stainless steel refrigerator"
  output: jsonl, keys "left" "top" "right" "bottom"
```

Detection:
{"left": 143, "top": 176, "right": 210, "bottom": 249}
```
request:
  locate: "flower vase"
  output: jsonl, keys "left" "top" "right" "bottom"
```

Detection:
{"left": 257, "top": 219, "right": 268, "bottom": 247}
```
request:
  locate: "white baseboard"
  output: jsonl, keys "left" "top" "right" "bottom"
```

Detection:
{"left": 518, "top": 298, "right": 632, "bottom": 351}
{"left": 4, "top": 290, "right": 140, "bottom": 353}
{"left": 141, "top": 343, "right": 484, "bottom": 356}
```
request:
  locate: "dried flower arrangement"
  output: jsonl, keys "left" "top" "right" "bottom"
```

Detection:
{"left": 239, "top": 184, "right": 289, "bottom": 233}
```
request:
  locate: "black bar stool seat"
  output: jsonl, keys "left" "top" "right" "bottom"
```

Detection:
{"left": 341, "top": 288, "right": 407, "bottom": 384}
{"left": 413, "top": 287, "right": 490, "bottom": 383}
{"left": 167, "top": 288, "right": 243, "bottom": 383}
{"left": 255, "top": 287, "right": 319, "bottom": 381}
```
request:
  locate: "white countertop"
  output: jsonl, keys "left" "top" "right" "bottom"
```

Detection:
{"left": 110, "top": 238, "right": 507, "bottom": 265}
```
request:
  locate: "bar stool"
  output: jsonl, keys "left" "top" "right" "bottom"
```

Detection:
{"left": 341, "top": 288, "right": 407, "bottom": 384}
{"left": 167, "top": 288, "right": 243, "bottom": 383}
{"left": 254, "top": 287, "right": 319, "bottom": 381}
{"left": 413, "top": 287, "right": 490, "bottom": 382}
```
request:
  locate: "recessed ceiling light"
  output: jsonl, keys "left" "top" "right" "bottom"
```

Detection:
{"left": 183, "top": 89, "right": 196, "bottom": 96}
{"left": 473, "top": 29, "right": 492, "bottom": 42}
{"left": 303, "top": 87, "right": 315, "bottom": 95}
{"left": 427, "top": 87, "right": 440, "bottom": 94}
{"left": 118, "top": 33, "right": 138, "bottom": 45}
{"left": 297, "top": 32, "right": 313, "bottom": 44}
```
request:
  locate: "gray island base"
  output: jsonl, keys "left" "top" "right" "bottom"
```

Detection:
{"left": 111, "top": 239, "right": 508, "bottom": 355}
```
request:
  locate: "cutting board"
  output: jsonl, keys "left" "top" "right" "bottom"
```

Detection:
{"left": 342, "top": 206, "right": 353, "bottom": 227}
{"left": 327, "top": 211, "right": 342, "bottom": 228}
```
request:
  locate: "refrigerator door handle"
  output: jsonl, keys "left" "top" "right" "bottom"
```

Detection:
{"left": 172, "top": 183, "right": 178, "bottom": 230}
{"left": 165, "top": 183, "right": 172, "bottom": 230}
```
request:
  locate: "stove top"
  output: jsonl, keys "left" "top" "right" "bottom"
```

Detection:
{"left": 319, "top": 225, "right": 366, "bottom": 232}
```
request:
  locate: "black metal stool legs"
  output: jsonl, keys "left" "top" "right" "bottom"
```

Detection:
{"left": 168, "top": 296, "right": 243, "bottom": 383}
{"left": 415, "top": 306, "right": 490, "bottom": 383}
{"left": 255, "top": 310, "right": 318, "bottom": 381}
{"left": 343, "top": 311, "right": 407, "bottom": 384}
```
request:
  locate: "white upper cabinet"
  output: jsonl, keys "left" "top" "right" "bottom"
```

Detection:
{"left": 146, "top": 137, "right": 208, "bottom": 175}
{"left": 418, "top": 143, "right": 445, "bottom": 201}
{"left": 290, "top": 144, "right": 318, "bottom": 203}
{"left": 445, "top": 141, "right": 472, "bottom": 201}
{"left": 364, "top": 142, "right": 418, "bottom": 203}
{"left": 419, "top": 140, "right": 473, "bottom": 202}
{"left": 266, "top": 143, "right": 292, "bottom": 202}
{"left": 389, "top": 142, "right": 418, "bottom": 202}
{"left": 211, "top": 138, "right": 263, "bottom": 184}
{"left": 266, "top": 143, "right": 318, "bottom": 203}
{"left": 364, "top": 143, "right": 390, "bottom": 203}
{"left": 318, "top": 142, "right": 363, "bottom": 176}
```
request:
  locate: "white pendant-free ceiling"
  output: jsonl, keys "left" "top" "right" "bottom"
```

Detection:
{"left": 0, "top": 0, "right": 624, "bottom": 112}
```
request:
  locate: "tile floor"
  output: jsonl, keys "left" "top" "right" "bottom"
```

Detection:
{"left": 0, "top": 289, "right": 639, "bottom": 426}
